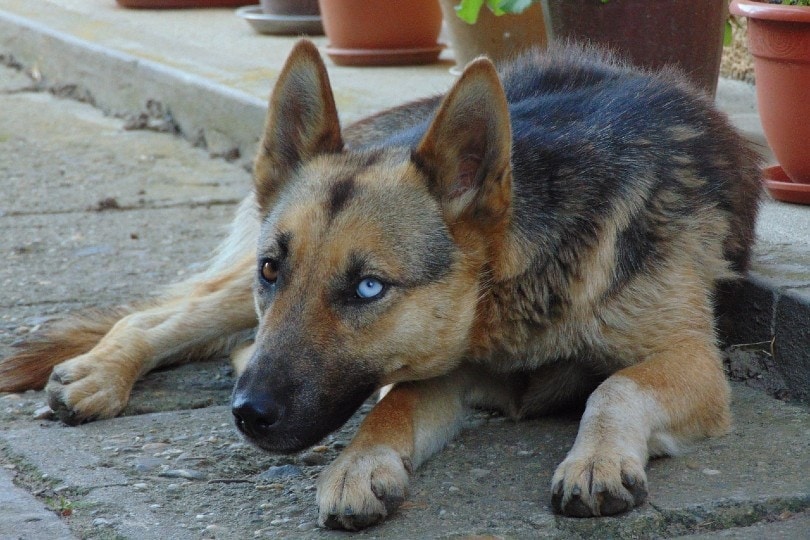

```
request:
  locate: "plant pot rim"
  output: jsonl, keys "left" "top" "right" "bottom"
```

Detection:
{"left": 324, "top": 45, "right": 445, "bottom": 66}
{"left": 763, "top": 165, "right": 810, "bottom": 205}
{"left": 730, "top": 0, "right": 810, "bottom": 23}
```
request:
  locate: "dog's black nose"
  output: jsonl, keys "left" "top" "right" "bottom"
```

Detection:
{"left": 232, "top": 393, "right": 282, "bottom": 439}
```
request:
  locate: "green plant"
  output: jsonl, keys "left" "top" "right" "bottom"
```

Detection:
{"left": 457, "top": 0, "right": 739, "bottom": 47}
{"left": 455, "top": 0, "right": 539, "bottom": 24}
{"left": 46, "top": 495, "right": 74, "bottom": 517}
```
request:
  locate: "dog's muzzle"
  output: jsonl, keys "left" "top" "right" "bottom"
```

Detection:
{"left": 231, "top": 377, "right": 378, "bottom": 454}
{"left": 231, "top": 391, "right": 283, "bottom": 442}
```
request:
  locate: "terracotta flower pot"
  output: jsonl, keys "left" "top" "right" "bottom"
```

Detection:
{"left": 117, "top": 0, "right": 250, "bottom": 7}
{"left": 317, "top": 0, "right": 444, "bottom": 66}
{"left": 730, "top": 0, "right": 810, "bottom": 192}
{"left": 260, "top": 0, "right": 319, "bottom": 16}
{"left": 541, "top": 0, "right": 727, "bottom": 96}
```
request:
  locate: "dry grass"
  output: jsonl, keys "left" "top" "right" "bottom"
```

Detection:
{"left": 721, "top": 16, "right": 755, "bottom": 83}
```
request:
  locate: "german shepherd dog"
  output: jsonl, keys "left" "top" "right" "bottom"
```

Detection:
{"left": 0, "top": 40, "right": 761, "bottom": 529}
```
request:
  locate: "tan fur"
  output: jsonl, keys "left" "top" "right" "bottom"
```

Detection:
{"left": 0, "top": 307, "right": 132, "bottom": 392}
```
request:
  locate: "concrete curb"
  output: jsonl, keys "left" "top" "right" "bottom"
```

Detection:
{"left": 0, "top": 10, "right": 266, "bottom": 167}
{"left": 0, "top": 467, "right": 76, "bottom": 539}
{"left": 719, "top": 273, "right": 810, "bottom": 403}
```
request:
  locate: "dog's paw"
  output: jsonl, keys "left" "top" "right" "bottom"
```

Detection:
{"left": 551, "top": 451, "right": 648, "bottom": 517}
{"left": 45, "top": 355, "right": 133, "bottom": 425}
{"left": 316, "top": 445, "right": 411, "bottom": 530}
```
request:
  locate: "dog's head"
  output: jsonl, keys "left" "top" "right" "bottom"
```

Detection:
{"left": 232, "top": 40, "right": 514, "bottom": 452}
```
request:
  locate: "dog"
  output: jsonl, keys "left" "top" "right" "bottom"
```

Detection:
{"left": 0, "top": 40, "right": 761, "bottom": 529}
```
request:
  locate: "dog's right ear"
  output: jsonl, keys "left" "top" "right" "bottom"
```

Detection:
{"left": 254, "top": 40, "right": 343, "bottom": 214}
{"left": 413, "top": 57, "right": 512, "bottom": 227}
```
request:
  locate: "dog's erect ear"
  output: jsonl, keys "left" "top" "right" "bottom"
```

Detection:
{"left": 254, "top": 40, "right": 343, "bottom": 213}
{"left": 414, "top": 57, "right": 512, "bottom": 224}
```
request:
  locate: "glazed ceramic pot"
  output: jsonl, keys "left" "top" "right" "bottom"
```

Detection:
{"left": 318, "top": 0, "right": 444, "bottom": 66}
{"left": 439, "top": 0, "right": 547, "bottom": 70}
{"left": 731, "top": 0, "right": 810, "bottom": 189}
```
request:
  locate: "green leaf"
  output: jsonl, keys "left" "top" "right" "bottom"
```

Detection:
{"left": 486, "top": 0, "right": 506, "bottom": 16}
{"left": 455, "top": 0, "right": 485, "bottom": 24}
{"left": 724, "top": 19, "right": 733, "bottom": 47}
{"left": 499, "top": 0, "right": 535, "bottom": 14}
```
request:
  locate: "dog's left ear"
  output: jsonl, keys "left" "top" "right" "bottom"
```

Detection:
{"left": 254, "top": 40, "right": 343, "bottom": 214}
{"left": 414, "top": 57, "right": 512, "bottom": 225}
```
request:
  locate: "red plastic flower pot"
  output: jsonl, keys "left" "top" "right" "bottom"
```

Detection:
{"left": 731, "top": 0, "right": 810, "bottom": 186}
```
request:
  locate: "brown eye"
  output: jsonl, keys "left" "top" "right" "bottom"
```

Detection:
{"left": 260, "top": 259, "right": 279, "bottom": 285}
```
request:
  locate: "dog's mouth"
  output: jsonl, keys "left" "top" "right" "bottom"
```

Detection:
{"left": 231, "top": 380, "right": 377, "bottom": 454}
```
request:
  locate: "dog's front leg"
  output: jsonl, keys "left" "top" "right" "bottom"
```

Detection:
{"left": 316, "top": 369, "right": 471, "bottom": 530}
{"left": 551, "top": 332, "right": 730, "bottom": 517}
{"left": 46, "top": 254, "right": 257, "bottom": 424}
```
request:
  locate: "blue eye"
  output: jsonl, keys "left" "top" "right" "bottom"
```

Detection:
{"left": 356, "top": 277, "right": 385, "bottom": 300}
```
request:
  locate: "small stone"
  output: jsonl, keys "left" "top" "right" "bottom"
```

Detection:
{"left": 297, "top": 521, "right": 318, "bottom": 531}
{"left": 448, "top": 486, "right": 460, "bottom": 493}
{"left": 155, "top": 448, "right": 184, "bottom": 457}
{"left": 254, "top": 483, "right": 284, "bottom": 491}
{"left": 159, "top": 469, "right": 207, "bottom": 480}
{"left": 311, "top": 445, "right": 329, "bottom": 453}
{"left": 270, "top": 517, "right": 291, "bottom": 525}
{"left": 256, "top": 465, "right": 302, "bottom": 482}
{"left": 132, "top": 483, "right": 148, "bottom": 491}
{"left": 470, "top": 468, "right": 491, "bottom": 480}
{"left": 300, "top": 451, "right": 327, "bottom": 466}
{"left": 142, "top": 442, "right": 169, "bottom": 452}
{"left": 203, "top": 524, "right": 223, "bottom": 536}
{"left": 196, "top": 514, "right": 207, "bottom": 520}
{"left": 702, "top": 468, "right": 721, "bottom": 476}
{"left": 92, "top": 518, "right": 112, "bottom": 527}
{"left": 33, "top": 405, "right": 54, "bottom": 420}
{"left": 53, "top": 484, "right": 71, "bottom": 493}
{"left": 134, "top": 457, "right": 164, "bottom": 473}
{"left": 166, "top": 483, "right": 181, "bottom": 492}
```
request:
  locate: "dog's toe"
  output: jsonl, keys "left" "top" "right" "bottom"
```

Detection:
{"left": 317, "top": 445, "right": 409, "bottom": 530}
{"left": 321, "top": 508, "right": 385, "bottom": 531}
{"left": 46, "top": 386, "right": 86, "bottom": 426}
{"left": 44, "top": 356, "right": 133, "bottom": 425}
{"left": 551, "top": 453, "right": 648, "bottom": 517}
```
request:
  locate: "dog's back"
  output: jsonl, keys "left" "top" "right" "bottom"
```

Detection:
{"left": 348, "top": 46, "right": 761, "bottom": 378}
{"left": 501, "top": 47, "right": 760, "bottom": 272}
{"left": 352, "top": 46, "right": 760, "bottom": 279}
